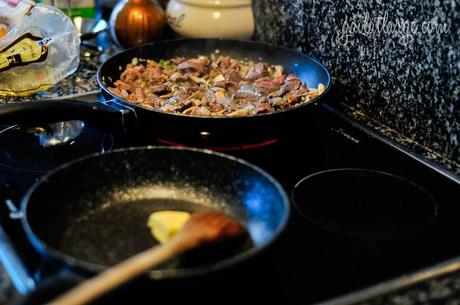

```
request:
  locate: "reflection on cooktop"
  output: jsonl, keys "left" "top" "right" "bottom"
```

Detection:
{"left": 0, "top": 123, "right": 110, "bottom": 170}
{"left": 0, "top": 121, "right": 114, "bottom": 194}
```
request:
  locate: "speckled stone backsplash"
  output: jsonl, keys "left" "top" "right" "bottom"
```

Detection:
{"left": 253, "top": 0, "right": 459, "bottom": 167}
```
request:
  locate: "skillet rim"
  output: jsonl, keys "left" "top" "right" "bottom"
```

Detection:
{"left": 20, "top": 146, "right": 290, "bottom": 279}
{"left": 97, "top": 38, "right": 332, "bottom": 120}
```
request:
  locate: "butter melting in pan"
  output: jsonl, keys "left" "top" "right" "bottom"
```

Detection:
{"left": 147, "top": 211, "right": 191, "bottom": 244}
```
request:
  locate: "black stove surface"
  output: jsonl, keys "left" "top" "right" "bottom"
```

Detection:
{"left": 1, "top": 102, "right": 459, "bottom": 304}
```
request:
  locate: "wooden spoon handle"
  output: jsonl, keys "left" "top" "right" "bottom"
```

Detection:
{"left": 47, "top": 237, "right": 189, "bottom": 305}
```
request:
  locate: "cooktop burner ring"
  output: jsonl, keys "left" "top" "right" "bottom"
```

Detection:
{"left": 291, "top": 168, "right": 439, "bottom": 240}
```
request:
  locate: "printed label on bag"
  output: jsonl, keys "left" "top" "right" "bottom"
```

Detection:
{"left": 0, "top": 33, "right": 50, "bottom": 73}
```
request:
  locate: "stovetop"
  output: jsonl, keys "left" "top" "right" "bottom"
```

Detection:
{"left": 1, "top": 100, "right": 459, "bottom": 304}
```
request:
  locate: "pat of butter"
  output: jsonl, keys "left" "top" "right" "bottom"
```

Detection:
{"left": 147, "top": 211, "right": 191, "bottom": 244}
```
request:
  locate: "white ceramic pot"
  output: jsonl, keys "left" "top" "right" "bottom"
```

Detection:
{"left": 166, "top": 0, "right": 254, "bottom": 39}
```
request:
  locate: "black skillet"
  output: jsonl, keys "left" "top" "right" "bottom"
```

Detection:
{"left": 0, "top": 39, "right": 331, "bottom": 144}
{"left": 19, "top": 146, "right": 289, "bottom": 279}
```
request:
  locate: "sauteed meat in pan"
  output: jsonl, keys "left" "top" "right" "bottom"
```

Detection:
{"left": 109, "top": 54, "right": 325, "bottom": 116}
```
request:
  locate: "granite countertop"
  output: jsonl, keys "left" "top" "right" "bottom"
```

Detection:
{"left": 325, "top": 258, "right": 460, "bottom": 305}
{"left": 252, "top": 0, "right": 460, "bottom": 181}
{"left": 1, "top": 35, "right": 460, "bottom": 305}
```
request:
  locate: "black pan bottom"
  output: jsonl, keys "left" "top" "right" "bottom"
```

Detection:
{"left": 58, "top": 197, "right": 252, "bottom": 271}
{"left": 59, "top": 198, "right": 222, "bottom": 267}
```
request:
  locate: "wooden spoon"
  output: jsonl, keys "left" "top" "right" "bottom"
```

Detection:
{"left": 48, "top": 212, "right": 247, "bottom": 305}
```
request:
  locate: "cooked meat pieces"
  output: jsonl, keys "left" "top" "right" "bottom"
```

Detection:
{"left": 109, "top": 55, "right": 325, "bottom": 117}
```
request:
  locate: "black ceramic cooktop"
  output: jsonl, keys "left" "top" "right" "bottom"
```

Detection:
{"left": 0, "top": 101, "right": 459, "bottom": 304}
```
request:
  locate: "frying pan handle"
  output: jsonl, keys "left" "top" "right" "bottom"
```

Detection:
{"left": 13, "top": 273, "right": 85, "bottom": 305}
{"left": 0, "top": 221, "right": 83, "bottom": 300}
{"left": 0, "top": 224, "right": 36, "bottom": 295}
{"left": 0, "top": 100, "right": 136, "bottom": 130}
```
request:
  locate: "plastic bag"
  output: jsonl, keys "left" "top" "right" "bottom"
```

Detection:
{"left": 0, "top": 0, "right": 80, "bottom": 97}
